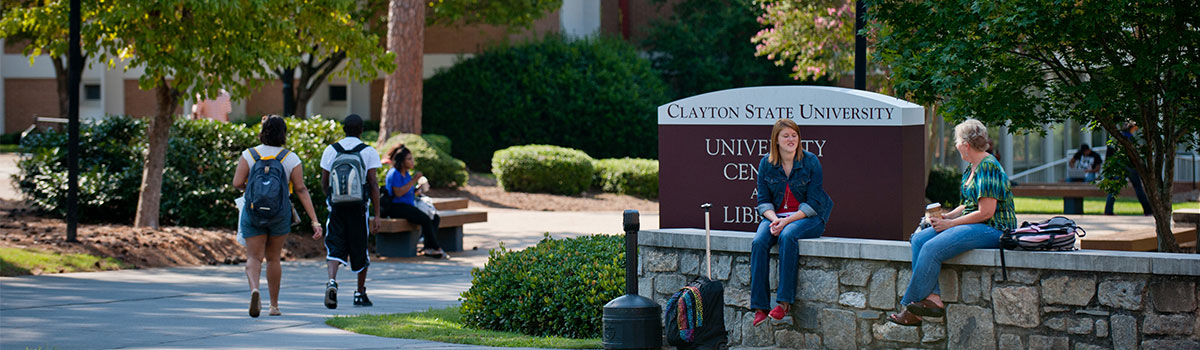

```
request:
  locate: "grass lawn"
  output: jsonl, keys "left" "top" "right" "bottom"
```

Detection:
{"left": 0, "top": 144, "right": 20, "bottom": 153}
{"left": 1014, "top": 196, "right": 1200, "bottom": 215}
{"left": 0, "top": 247, "right": 130, "bottom": 276}
{"left": 326, "top": 306, "right": 602, "bottom": 349}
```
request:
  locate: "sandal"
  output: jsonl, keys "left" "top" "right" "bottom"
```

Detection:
{"left": 268, "top": 306, "right": 281, "bottom": 316}
{"left": 248, "top": 289, "right": 261, "bottom": 318}
{"left": 906, "top": 298, "right": 945, "bottom": 317}
{"left": 887, "top": 310, "right": 922, "bottom": 326}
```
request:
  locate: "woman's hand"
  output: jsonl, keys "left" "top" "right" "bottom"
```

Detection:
{"left": 930, "top": 217, "right": 954, "bottom": 232}
{"left": 310, "top": 222, "right": 324, "bottom": 240}
{"left": 769, "top": 218, "right": 786, "bottom": 236}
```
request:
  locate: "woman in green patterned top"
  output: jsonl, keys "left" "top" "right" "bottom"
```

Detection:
{"left": 888, "top": 119, "right": 1017, "bottom": 326}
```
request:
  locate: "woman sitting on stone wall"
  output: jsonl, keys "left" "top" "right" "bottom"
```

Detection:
{"left": 888, "top": 119, "right": 1017, "bottom": 326}
{"left": 749, "top": 118, "right": 834, "bottom": 327}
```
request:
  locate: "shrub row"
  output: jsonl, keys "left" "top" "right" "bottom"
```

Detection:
{"left": 424, "top": 34, "right": 669, "bottom": 171}
{"left": 926, "top": 165, "right": 962, "bottom": 208}
{"left": 491, "top": 145, "right": 659, "bottom": 198}
{"left": 459, "top": 234, "right": 624, "bottom": 339}
{"left": 16, "top": 116, "right": 465, "bottom": 227}
{"left": 378, "top": 133, "right": 469, "bottom": 188}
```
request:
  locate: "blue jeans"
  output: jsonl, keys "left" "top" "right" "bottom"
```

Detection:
{"left": 1105, "top": 167, "right": 1151, "bottom": 215}
{"left": 750, "top": 217, "right": 825, "bottom": 310}
{"left": 900, "top": 224, "right": 1002, "bottom": 305}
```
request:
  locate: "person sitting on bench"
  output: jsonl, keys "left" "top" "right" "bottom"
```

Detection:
{"left": 382, "top": 145, "right": 446, "bottom": 259}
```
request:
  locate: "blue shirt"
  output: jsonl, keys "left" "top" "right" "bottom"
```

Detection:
{"left": 385, "top": 168, "right": 416, "bottom": 205}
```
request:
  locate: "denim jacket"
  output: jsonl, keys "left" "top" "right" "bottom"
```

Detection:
{"left": 755, "top": 151, "right": 834, "bottom": 224}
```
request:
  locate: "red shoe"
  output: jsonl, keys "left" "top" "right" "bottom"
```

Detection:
{"left": 752, "top": 310, "right": 769, "bottom": 326}
{"left": 769, "top": 304, "right": 790, "bottom": 320}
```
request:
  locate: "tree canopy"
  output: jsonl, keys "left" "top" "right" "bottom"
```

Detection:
{"left": 866, "top": 0, "right": 1199, "bottom": 251}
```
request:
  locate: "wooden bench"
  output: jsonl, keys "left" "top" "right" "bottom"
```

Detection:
{"left": 374, "top": 197, "right": 487, "bottom": 257}
{"left": 1080, "top": 226, "right": 1198, "bottom": 251}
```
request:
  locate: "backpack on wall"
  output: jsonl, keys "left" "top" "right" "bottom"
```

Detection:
{"left": 998, "top": 216, "right": 1086, "bottom": 280}
{"left": 244, "top": 148, "right": 293, "bottom": 229}
{"left": 328, "top": 143, "right": 369, "bottom": 206}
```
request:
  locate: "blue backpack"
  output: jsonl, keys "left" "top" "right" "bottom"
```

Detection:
{"left": 244, "top": 148, "right": 293, "bottom": 229}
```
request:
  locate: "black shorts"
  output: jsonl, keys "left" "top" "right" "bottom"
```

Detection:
{"left": 324, "top": 203, "right": 369, "bottom": 272}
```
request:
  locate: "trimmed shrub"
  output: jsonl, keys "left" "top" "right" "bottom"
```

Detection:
{"left": 459, "top": 234, "right": 624, "bottom": 338}
{"left": 424, "top": 34, "right": 669, "bottom": 171}
{"left": 492, "top": 145, "right": 594, "bottom": 195}
{"left": 926, "top": 165, "right": 962, "bottom": 208}
{"left": 378, "top": 133, "right": 468, "bottom": 188}
{"left": 16, "top": 115, "right": 344, "bottom": 227}
{"left": 593, "top": 158, "right": 659, "bottom": 198}
{"left": 421, "top": 134, "right": 452, "bottom": 155}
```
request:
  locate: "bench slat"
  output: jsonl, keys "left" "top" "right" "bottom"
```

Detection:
{"left": 431, "top": 197, "right": 468, "bottom": 211}
{"left": 378, "top": 210, "right": 487, "bottom": 232}
{"left": 1081, "top": 226, "right": 1197, "bottom": 251}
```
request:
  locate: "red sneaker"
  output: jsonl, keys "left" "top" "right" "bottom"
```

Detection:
{"left": 752, "top": 310, "right": 769, "bottom": 326}
{"left": 769, "top": 304, "right": 790, "bottom": 320}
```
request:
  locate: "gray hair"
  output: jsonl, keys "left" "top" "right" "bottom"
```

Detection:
{"left": 954, "top": 119, "right": 990, "bottom": 152}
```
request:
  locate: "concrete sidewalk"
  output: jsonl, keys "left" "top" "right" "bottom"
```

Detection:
{"left": 1, "top": 261, "right": 561, "bottom": 350}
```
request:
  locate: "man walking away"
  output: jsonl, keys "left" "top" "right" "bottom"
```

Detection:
{"left": 319, "top": 114, "right": 382, "bottom": 308}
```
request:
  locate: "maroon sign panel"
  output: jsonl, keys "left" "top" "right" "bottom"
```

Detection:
{"left": 657, "top": 87, "right": 926, "bottom": 240}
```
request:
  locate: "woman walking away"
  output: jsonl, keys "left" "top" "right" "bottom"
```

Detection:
{"left": 382, "top": 145, "right": 446, "bottom": 259}
{"left": 888, "top": 119, "right": 1016, "bottom": 326}
{"left": 748, "top": 118, "right": 834, "bottom": 327}
{"left": 232, "top": 115, "right": 323, "bottom": 317}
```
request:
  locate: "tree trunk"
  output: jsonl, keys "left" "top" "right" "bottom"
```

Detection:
{"left": 280, "top": 67, "right": 296, "bottom": 117}
{"left": 52, "top": 56, "right": 69, "bottom": 118}
{"left": 294, "top": 53, "right": 346, "bottom": 120}
{"left": 133, "top": 79, "right": 180, "bottom": 228}
{"left": 378, "top": 0, "right": 424, "bottom": 144}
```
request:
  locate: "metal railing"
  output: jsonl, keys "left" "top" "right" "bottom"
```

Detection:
{"left": 1010, "top": 149, "right": 1200, "bottom": 184}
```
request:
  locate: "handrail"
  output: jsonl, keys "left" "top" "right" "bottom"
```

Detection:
{"left": 1010, "top": 148, "right": 1200, "bottom": 182}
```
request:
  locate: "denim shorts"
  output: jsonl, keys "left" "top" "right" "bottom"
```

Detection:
{"left": 238, "top": 207, "right": 291, "bottom": 239}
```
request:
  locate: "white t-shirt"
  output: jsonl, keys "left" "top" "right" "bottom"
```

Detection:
{"left": 320, "top": 137, "right": 382, "bottom": 172}
{"left": 241, "top": 145, "right": 302, "bottom": 178}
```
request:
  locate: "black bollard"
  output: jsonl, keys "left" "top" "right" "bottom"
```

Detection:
{"left": 602, "top": 210, "right": 662, "bottom": 350}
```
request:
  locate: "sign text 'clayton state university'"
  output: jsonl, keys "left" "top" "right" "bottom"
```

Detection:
{"left": 657, "top": 86, "right": 926, "bottom": 240}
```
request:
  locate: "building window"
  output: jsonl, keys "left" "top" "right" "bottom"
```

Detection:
{"left": 84, "top": 84, "right": 101, "bottom": 100}
{"left": 328, "top": 85, "right": 347, "bottom": 102}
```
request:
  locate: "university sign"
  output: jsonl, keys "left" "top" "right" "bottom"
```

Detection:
{"left": 658, "top": 86, "right": 926, "bottom": 240}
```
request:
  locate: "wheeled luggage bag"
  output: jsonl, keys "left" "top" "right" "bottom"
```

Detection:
{"left": 664, "top": 204, "right": 728, "bottom": 350}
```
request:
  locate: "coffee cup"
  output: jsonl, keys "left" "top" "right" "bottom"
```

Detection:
{"left": 925, "top": 203, "right": 942, "bottom": 219}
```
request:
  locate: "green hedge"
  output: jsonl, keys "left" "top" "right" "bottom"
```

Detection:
{"left": 492, "top": 145, "right": 594, "bottom": 195}
{"left": 593, "top": 158, "right": 658, "bottom": 199}
{"left": 378, "top": 133, "right": 468, "bottom": 188}
{"left": 16, "top": 115, "right": 345, "bottom": 227}
{"left": 926, "top": 165, "right": 962, "bottom": 208}
{"left": 424, "top": 34, "right": 669, "bottom": 171}
{"left": 459, "top": 234, "right": 624, "bottom": 339}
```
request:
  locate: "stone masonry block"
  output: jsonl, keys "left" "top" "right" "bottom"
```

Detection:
{"left": 798, "top": 269, "right": 838, "bottom": 303}
{"left": 993, "top": 286, "right": 1040, "bottom": 327}
{"left": 741, "top": 311, "right": 774, "bottom": 346}
{"left": 655, "top": 274, "right": 685, "bottom": 295}
{"left": 1096, "top": 319, "right": 1109, "bottom": 338}
{"left": 1068, "top": 317, "right": 1094, "bottom": 335}
{"left": 1143, "top": 313, "right": 1195, "bottom": 335}
{"left": 897, "top": 269, "right": 912, "bottom": 298}
{"left": 1111, "top": 314, "right": 1138, "bottom": 350}
{"left": 724, "top": 306, "right": 741, "bottom": 345}
{"left": 873, "top": 322, "right": 919, "bottom": 343}
{"left": 947, "top": 304, "right": 996, "bottom": 350}
{"left": 840, "top": 262, "right": 872, "bottom": 287}
{"left": 962, "top": 270, "right": 983, "bottom": 304}
{"left": 1150, "top": 280, "right": 1196, "bottom": 313}
{"left": 1100, "top": 279, "right": 1146, "bottom": 311}
{"left": 1042, "top": 275, "right": 1097, "bottom": 306}
{"left": 1028, "top": 335, "right": 1069, "bottom": 350}
{"left": 819, "top": 308, "right": 857, "bottom": 350}
{"left": 775, "top": 329, "right": 805, "bottom": 349}
{"left": 869, "top": 268, "right": 897, "bottom": 310}
{"left": 939, "top": 269, "right": 959, "bottom": 302}
{"left": 999, "top": 333, "right": 1023, "bottom": 350}
{"left": 680, "top": 251, "right": 700, "bottom": 276}
{"left": 839, "top": 292, "right": 866, "bottom": 309}
{"left": 724, "top": 287, "right": 750, "bottom": 309}
{"left": 646, "top": 248, "right": 679, "bottom": 272}
{"left": 921, "top": 321, "right": 946, "bottom": 343}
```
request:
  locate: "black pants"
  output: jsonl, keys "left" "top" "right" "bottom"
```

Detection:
{"left": 382, "top": 202, "right": 441, "bottom": 250}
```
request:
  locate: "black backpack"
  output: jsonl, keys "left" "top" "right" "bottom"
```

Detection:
{"left": 244, "top": 148, "right": 292, "bottom": 229}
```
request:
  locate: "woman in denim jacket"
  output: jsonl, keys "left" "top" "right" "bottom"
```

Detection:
{"left": 749, "top": 118, "right": 834, "bottom": 326}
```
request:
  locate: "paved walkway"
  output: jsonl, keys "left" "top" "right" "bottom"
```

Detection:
{"left": 0, "top": 152, "right": 19, "bottom": 201}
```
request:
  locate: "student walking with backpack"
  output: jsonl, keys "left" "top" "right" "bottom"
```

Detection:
{"left": 319, "top": 114, "right": 382, "bottom": 309}
{"left": 232, "top": 115, "right": 324, "bottom": 318}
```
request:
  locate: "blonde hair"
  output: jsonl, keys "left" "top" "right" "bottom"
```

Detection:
{"left": 954, "top": 119, "right": 990, "bottom": 152}
{"left": 768, "top": 119, "right": 803, "bottom": 165}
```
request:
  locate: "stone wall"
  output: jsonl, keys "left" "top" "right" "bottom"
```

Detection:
{"left": 638, "top": 229, "right": 1200, "bottom": 349}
